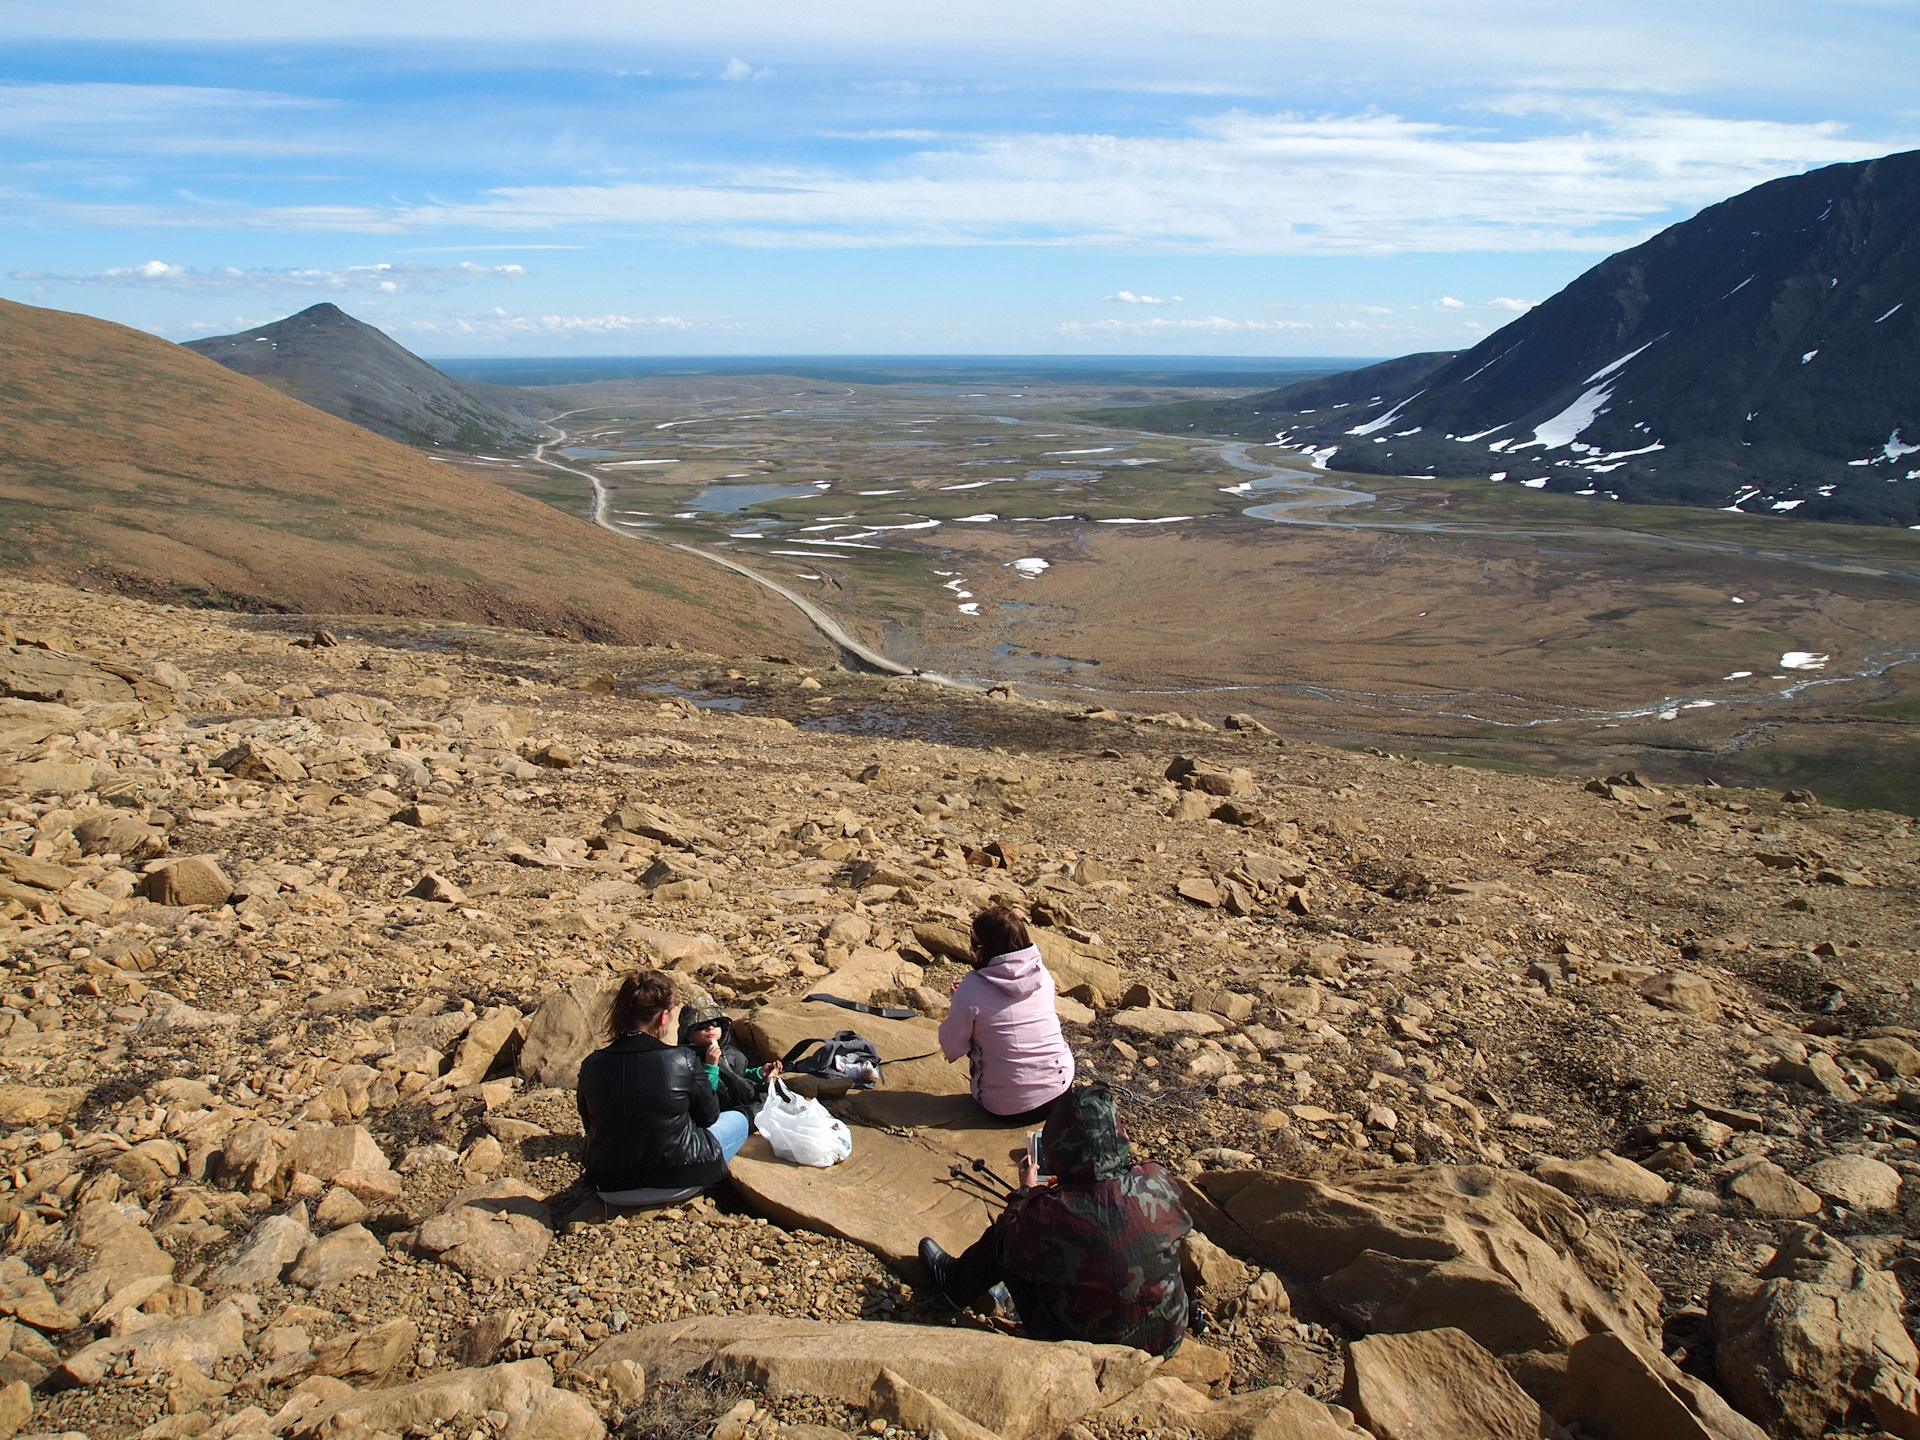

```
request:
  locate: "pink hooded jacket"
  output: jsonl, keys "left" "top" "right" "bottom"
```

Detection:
{"left": 938, "top": 945, "right": 1076, "bottom": 1116}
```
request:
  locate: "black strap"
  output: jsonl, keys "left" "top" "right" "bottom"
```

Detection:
{"left": 802, "top": 992, "right": 915, "bottom": 1021}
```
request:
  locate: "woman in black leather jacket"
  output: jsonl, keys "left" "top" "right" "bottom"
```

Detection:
{"left": 576, "top": 971, "right": 751, "bottom": 1201}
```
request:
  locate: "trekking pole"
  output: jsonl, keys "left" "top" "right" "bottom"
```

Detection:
{"left": 949, "top": 1162, "right": 1012, "bottom": 1201}
{"left": 971, "top": 1156, "right": 1018, "bottom": 1194}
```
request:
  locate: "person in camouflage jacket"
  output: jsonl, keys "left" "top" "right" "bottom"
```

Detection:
{"left": 918, "top": 1082, "right": 1192, "bottom": 1355}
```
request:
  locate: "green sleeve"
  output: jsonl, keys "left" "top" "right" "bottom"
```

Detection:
{"left": 705, "top": 1062, "right": 721, "bottom": 1091}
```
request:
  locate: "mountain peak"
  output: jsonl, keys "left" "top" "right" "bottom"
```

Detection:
{"left": 184, "top": 304, "right": 542, "bottom": 452}
{"left": 1183, "top": 149, "right": 1920, "bottom": 527}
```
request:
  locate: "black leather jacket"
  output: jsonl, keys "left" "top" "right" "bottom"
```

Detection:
{"left": 576, "top": 1032, "right": 723, "bottom": 1192}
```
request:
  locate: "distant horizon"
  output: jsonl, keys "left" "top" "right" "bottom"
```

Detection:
{"left": 429, "top": 352, "right": 1376, "bottom": 388}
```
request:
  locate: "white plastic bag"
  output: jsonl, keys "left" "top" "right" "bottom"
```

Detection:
{"left": 754, "top": 1078, "right": 853, "bottom": 1167}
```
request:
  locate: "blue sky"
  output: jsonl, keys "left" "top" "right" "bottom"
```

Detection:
{"left": 3, "top": 0, "right": 1917, "bottom": 356}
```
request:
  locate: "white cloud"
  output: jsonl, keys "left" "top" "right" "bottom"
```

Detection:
{"left": 720, "top": 57, "right": 753, "bottom": 82}
{"left": 396, "top": 309, "right": 716, "bottom": 336}
{"left": 10, "top": 260, "right": 529, "bottom": 294}
{"left": 28, "top": 105, "right": 1882, "bottom": 256}
{"left": 1105, "top": 290, "right": 1179, "bottom": 304}
{"left": 1436, "top": 293, "right": 1537, "bottom": 311}
{"left": 1060, "top": 316, "right": 1316, "bottom": 335}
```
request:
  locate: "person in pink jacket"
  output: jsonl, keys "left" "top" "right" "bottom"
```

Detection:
{"left": 939, "top": 905, "right": 1076, "bottom": 1120}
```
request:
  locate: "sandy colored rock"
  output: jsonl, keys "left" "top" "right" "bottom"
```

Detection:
{"left": 441, "top": 1004, "right": 524, "bottom": 1088}
{"left": 1195, "top": 1164, "right": 1662, "bottom": 1354}
{"left": 1112, "top": 1008, "right": 1226, "bottom": 1037}
{"left": 0, "top": 1379, "right": 28, "bottom": 1440}
{"left": 288, "top": 1224, "right": 384, "bottom": 1289}
{"left": 304, "top": 1318, "right": 419, "bottom": 1380}
{"left": 1710, "top": 1225, "right": 1919, "bottom": 1440}
{"left": 212, "top": 1203, "right": 311, "bottom": 1287}
{"left": 1849, "top": 1035, "right": 1920, "bottom": 1077}
{"left": 1180, "top": 1230, "right": 1250, "bottom": 1300}
{"left": 0, "top": 1086, "right": 86, "bottom": 1126}
{"left": 582, "top": 1315, "right": 1130, "bottom": 1440}
{"left": 291, "top": 1357, "right": 602, "bottom": 1440}
{"left": 727, "top": 1126, "right": 998, "bottom": 1268}
{"left": 215, "top": 740, "right": 307, "bottom": 783}
{"left": 1799, "top": 1152, "right": 1901, "bottom": 1210}
{"left": 140, "top": 855, "right": 232, "bottom": 907}
{"left": 818, "top": 947, "right": 925, "bottom": 1006}
{"left": 413, "top": 1178, "right": 553, "bottom": 1280}
{"left": 66, "top": 1198, "right": 175, "bottom": 1312}
{"left": 288, "top": 1126, "right": 401, "bottom": 1203}
{"left": 1344, "top": 1326, "right": 1555, "bottom": 1440}
{"left": 1725, "top": 1160, "right": 1821, "bottom": 1217}
{"left": 868, "top": 1367, "right": 1002, "bottom": 1440}
{"left": 1637, "top": 970, "right": 1720, "bottom": 1019}
{"left": 1532, "top": 1151, "right": 1672, "bottom": 1206}
{"left": 517, "top": 977, "right": 617, "bottom": 1089}
{"left": 1555, "top": 1332, "right": 1767, "bottom": 1440}
{"left": 1029, "top": 929, "right": 1125, "bottom": 998}
{"left": 56, "top": 1299, "right": 248, "bottom": 1386}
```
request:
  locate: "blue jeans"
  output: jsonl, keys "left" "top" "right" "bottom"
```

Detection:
{"left": 710, "top": 1108, "right": 750, "bottom": 1164}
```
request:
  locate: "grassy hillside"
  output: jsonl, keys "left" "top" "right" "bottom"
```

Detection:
{"left": 0, "top": 299, "right": 820, "bottom": 654}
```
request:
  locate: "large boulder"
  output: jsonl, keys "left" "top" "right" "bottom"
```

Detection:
{"left": 1709, "top": 1224, "right": 1918, "bottom": 1439}
{"left": 1191, "top": 1165, "right": 1662, "bottom": 1355}
{"left": 1343, "top": 1327, "right": 1556, "bottom": 1440}
{"left": 289, "top": 1357, "right": 602, "bottom": 1440}
{"left": 211, "top": 1203, "right": 311, "bottom": 1287}
{"left": 412, "top": 1178, "right": 553, "bottom": 1281}
{"left": 581, "top": 1316, "right": 1142, "bottom": 1440}
{"left": 140, "top": 856, "right": 232, "bottom": 908}
{"left": 1799, "top": 1153, "right": 1901, "bottom": 1211}
{"left": 1532, "top": 1152, "right": 1671, "bottom": 1206}
{"left": 288, "top": 1126, "right": 401, "bottom": 1203}
{"left": 1555, "top": 1333, "right": 1767, "bottom": 1440}
{"left": 818, "top": 948, "right": 926, "bottom": 1007}
{"left": 287, "top": 1225, "right": 385, "bottom": 1289}
{"left": 61, "top": 1199, "right": 173, "bottom": 1316}
{"left": 736, "top": 1001, "right": 966, "bottom": 1096}
{"left": 56, "top": 1299, "right": 248, "bottom": 1386}
{"left": 441, "top": 1005, "right": 524, "bottom": 1088}
{"left": 517, "top": 978, "right": 617, "bottom": 1089}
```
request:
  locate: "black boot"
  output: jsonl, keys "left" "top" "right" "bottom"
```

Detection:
{"left": 918, "top": 1237, "right": 962, "bottom": 1309}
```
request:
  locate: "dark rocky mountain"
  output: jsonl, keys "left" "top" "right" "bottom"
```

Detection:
{"left": 184, "top": 303, "right": 547, "bottom": 451}
{"left": 1152, "top": 150, "right": 1920, "bottom": 526}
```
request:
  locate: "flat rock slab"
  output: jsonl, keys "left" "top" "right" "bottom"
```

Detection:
{"left": 728, "top": 1128, "right": 1000, "bottom": 1269}
{"left": 1111, "top": 1009, "right": 1225, "bottom": 1038}
{"left": 1344, "top": 1326, "right": 1553, "bottom": 1440}
{"left": 581, "top": 1316, "right": 1143, "bottom": 1440}
{"left": 737, "top": 1003, "right": 967, "bottom": 1096}
{"left": 0, "top": 1086, "right": 86, "bottom": 1125}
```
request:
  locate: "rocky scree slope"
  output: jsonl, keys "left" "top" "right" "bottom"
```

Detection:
{"left": 0, "top": 578, "right": 1915, "bottom": 1438}
{"left": 1147, "top": 150, "right": 1920, "bottom": 527}
{"left": 0, "top": 300, "right": 808, "bottom": 656}
{"left": 184, "top": 305, "right": 546, "bottom": 454}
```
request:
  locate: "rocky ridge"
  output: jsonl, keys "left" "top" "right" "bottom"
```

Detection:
{"left": 0, "top": 576, "right": 1916, "bottom": 1439}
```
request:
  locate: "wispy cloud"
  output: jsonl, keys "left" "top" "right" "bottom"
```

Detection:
{"left": 395, "top": 309, "right": 719, "bottom": 337}
{"left": 1105, "top": 290, "right": 1180, "bottom": 304}
{"left": 23, "top": 106, "right": 1884, "bottom": 255}
{"left": 1436, "top": 294, "right": 1536, "bottom": 311}
{"left": 10, "top": 260, "right": 528, "bottom": 294}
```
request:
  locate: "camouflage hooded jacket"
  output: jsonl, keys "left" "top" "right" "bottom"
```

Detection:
{"left": 995, "top": 1082, "right": 1191, "bottom": 1355}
